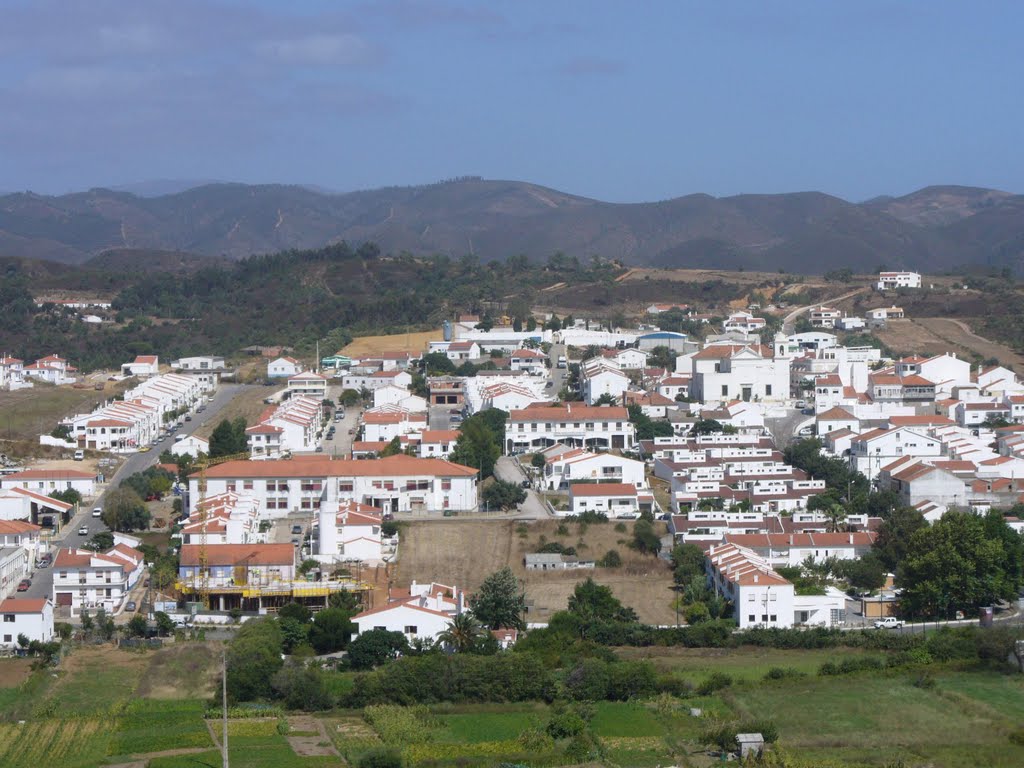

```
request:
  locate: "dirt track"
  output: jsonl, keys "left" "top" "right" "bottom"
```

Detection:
{"left": 875, "top": 318, "right": 1024, "bottom": 370}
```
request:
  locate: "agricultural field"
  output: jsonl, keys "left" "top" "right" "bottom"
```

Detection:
{"left": 394, "top": 518, "right": 677, "bottom": 625}
{"left": 342, "top": 329, "right": 443, "bottom": 358}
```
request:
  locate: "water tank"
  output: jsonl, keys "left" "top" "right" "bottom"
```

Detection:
{"left": 442, "top": 320, "right": 452, "bottom": 341}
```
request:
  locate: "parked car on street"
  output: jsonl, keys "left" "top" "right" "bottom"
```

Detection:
{"left": 17, "top": 579, "right": 31, "bottom": 592}
{"left": 78, "top": 525, "right": 89, "bottom": 535}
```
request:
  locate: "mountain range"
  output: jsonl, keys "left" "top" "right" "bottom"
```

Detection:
{"left": 1, "top": 179, "right": 1021, "bottom": 274}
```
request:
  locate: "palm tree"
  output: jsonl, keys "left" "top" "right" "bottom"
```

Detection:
{"left": 437, "top": 613, "right": 484, "bottom": 653}
{"left": 825, "top": 502, "right": 848, "bottom": 533}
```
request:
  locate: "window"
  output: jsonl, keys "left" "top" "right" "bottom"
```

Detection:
{"left": 770, "top": 614, "right": 777, "bottom": 622}
{"left": 404, "top": 625, "right": 418, "bottom": 635}
{"left": 761, "top": 614, "right": 768, "bottom": 622}
{"left": 765, "top": 385, "right": 772, "bottom": 396}
{"left": 748, "top": 615, "right": 755, "bottom": 623}
{"left": 2, "top": 615, "right": 13, "bottom": 623}
{"left": 2, "top": 634, "right": 10, "bottom": 643}
{"left": 243, "top": 481, "right": 254, "bottom": 491}
{"left": 747, "top": 593, "right": 755, "bottom": 601}
{"left": 374, "top": 625, "right": 386, "bottom": 632}
{"left": 441, "top": 480, "right": 451, "bottom": 491}
{"left": 721, "top": 385, "right": 728, "bottom": 396}
{"left": 339, "top": 481, "right": 353, "bottom": 492}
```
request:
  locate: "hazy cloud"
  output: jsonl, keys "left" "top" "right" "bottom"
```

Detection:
{"left": 255, "top": 33, "right": 380, "bottom": 66}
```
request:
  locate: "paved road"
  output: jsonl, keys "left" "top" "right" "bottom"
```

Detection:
{"left": 494, "top": 456, "right": 550, "bottom": 519}
{"left": 548, "top": 342, "right": 568, "bottom": 395}
{"left": 23, "top": 383, "right": 254, "bottom": 605}
{"left": 764, "top": 407, "right": 815, "bottom": 447}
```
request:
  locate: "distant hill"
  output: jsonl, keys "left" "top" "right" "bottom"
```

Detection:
{"left": 1, "top": 179, "right": 1022, "bottom": 273}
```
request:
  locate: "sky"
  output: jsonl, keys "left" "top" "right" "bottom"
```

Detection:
{"left": 0, "top": 0, "right": 1021, "bottom": 202}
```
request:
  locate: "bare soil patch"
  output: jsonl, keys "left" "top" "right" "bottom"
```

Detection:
{"left": 287, "top": 715, "right": 339, "bottom": 757}
{"left": 396, "top": 519, "right": 676, "bottom": 625}
{"left": 0, "top": 658, "right": 34, "bottom": 688}
{"left": 193, "top": 386, "right": 274, "bottom": 439}
{"left": 874, "top": 318, "right": 1024, "bottom": 370}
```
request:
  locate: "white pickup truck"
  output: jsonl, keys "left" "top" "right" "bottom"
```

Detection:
{"left": 873, "top": 617, "right": 905, "bottom": 630}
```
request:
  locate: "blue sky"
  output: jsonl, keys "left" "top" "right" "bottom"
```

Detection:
{"left": 0, "top": 0, "right": 1020, "bottom": 201}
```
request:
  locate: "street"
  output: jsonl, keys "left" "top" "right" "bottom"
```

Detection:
{"left": 23, "top": 383, "right": 255, "bottom": 605}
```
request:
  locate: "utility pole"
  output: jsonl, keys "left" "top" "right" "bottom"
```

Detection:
{"left": 222, "top": 646, "right": 229, "bottom": 768}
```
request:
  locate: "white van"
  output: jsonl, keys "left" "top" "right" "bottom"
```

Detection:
{"left": 73, "top": 450, "right": 85, "bottom": 461}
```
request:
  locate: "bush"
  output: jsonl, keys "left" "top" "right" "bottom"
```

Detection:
{"left": 655, "top": 674, "right": 694, "bottom": 697}
{"left": 696, "top": 672, "right": 732, "bottom": 695}
{"left": 546, "top": 710, "right": 586, "bottom": 740}
{"left": 1009, "top": 728, "right": 1024, "bottom": 747}
{"left": 763, "top": 667, "right": 806, "bottom": 681}
{"left": 564, "top": 658, "right": 610, "bottom": 701}
{"left": 357, "top": 747, "right": 403, "bottom": 768}
{"left": 597, "top": 549, "right": 621, "bottom": 568}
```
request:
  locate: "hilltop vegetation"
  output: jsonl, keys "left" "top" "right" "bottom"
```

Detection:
{"left": 3, "top": 180, "right": 1024, "bottom": 273}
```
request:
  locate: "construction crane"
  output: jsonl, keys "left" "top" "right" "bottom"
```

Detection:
{"left": 191, "top": 451, "right": 250, "bottom": 608}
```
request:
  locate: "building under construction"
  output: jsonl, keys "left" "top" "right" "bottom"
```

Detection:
{"left": 176, "top": 543, "right": 371, "bottom": 612}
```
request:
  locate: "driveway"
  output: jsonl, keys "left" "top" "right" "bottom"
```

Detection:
{"left": 781, "top": 287, "right": 869, "bottom": 334}
{"left": 493, "top": 456, "right": 549, "bottom": 519}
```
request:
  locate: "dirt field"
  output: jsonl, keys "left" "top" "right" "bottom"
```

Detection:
{"left": 0, "top": 658, "right": 34, "bottom": 688}
{"left": 341, "top": 329, "right": 442, "bottom": 358}
{"left": 875, "top": 318, "right": 1024, "bottom": 370}
{"left": 618, "top": 267, "right": 836, "bottom": 287}
{"left": 137, "top": 643, "right": 220, "bottom": 699}
{"left": 395, "top": 519, "right": 677, "bottom": 625}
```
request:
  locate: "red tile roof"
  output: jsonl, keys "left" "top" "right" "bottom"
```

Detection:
{"left": 180, "top": 543, "right": 295, "bottom": 567}
{"left": 0, "top": 598, "right": 49, "bottom": 613}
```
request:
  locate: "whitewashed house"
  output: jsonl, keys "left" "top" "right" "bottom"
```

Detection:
{"left": 352, "top": 581, "right": 465, "bottom": 644}
{"left": 0, "top": 598, "right": 55, "bottom": 649}
{"left": 268, "top": 357, "right": 303, "bottom": 378}
{"left": 171, "top": 435, "right": 210, "bottom": 459}
{"left": 121, "top": 355, "right": 159, "bottom": 378}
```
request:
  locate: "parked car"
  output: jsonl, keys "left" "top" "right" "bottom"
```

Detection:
{"left": 520, "top": 480, "right": 530, "bottom": 488}
{"left": 874, "top": 617, "right": 905, "bottom": 630}
{"left": 78, "top": 525, "right": 89, "bottom": 535}
{"left": 184, "top": 414, "right": 192, "bottom": 421}
{"left": 795, "top": 399, "right": 807, "bottom": 410}
{"left": 73, "top": 450, "right": 85, "bottom": 461}
{"left": 92, "top": 507, "right": 103, "bottom": 518}
{"left": 125, "top": 601, "right": 137, "bottom": 612}
{"left": 17, "top": 579, "right": 31, "bottom": 592}
{"left": 798, "top": 425, "right": 815, "bottom": 436}
{"left": 291, "top": 525, "right": 302, "bottom": 535}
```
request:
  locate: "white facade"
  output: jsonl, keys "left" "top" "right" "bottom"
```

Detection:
{"left": 0, "top": 469, "right": 95, "bottom": 498}
{"left": 0, "top": 598, "right": 55, "bottom": 650}
{"left": 876, "top": 271, "right": 921, "bottom": 290}
{"left": 52, "top": 545, "right": 143, "bottom": 616}
{"left": 542, "top": 450, "right": 646, "bottom": 491}
{"left": 171, "top": 435, "right": 210, "bottom": 458}
{"left": 268, "top": 357, "right": 303, "bottom": 378}
{"left": 121, "top": 355, "right": 159, "bottom": 378}
{"left": 191, "top": 455, "right": 479, "bottom": 517}
{"left": 580, "top": 359, "right": 630, "bottom": 405}
{"left": 688, "top": 344, "right": 790, "bottom": 405}
{"left": 171, "top": 356, "right": 226, "bottom": 371}
{"left": 353, "top": 581, "right": 465, "bottom": 644}
{"left": 505, "top": 404, "right": 635, "bottom": 453}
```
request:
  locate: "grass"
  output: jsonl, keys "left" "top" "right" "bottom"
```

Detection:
{"left": 590, "top": 701, "right": 666, "bottom": 738}
{"left": 615, "top": 644, "right": 881, "bottom": 683}
{"left": 111, "top": 699, "right": 213, "bottom": 755}
{"left": 147, "top": 733, "right": 339, "bottom": 768}
{"left": 0, "top": 382, "right": 128, "bottom": 442}
{"left": 436, "top": 710, "right": 538, "bottom": 742}
{"left": 730, "top": 667, "right": 1024, "bottom": 767}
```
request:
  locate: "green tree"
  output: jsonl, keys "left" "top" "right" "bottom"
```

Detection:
{"left": 346, "top": 629, "right": 408, "bottom": 670}
{"left": 154, "top": 611, "right": 176, "bottom": 636}
{"left": 49, "top": 488, "right": 82, "bottom": 505}
{"left": 626, "top": 404, "right": 673, "bottom": 441}
{"left": 379, "top": 436, "right": 403, "bottom": 457}
{"left": 873, "top": 505, "right": 927, "bottom": 571}
{"left": 646, "top": 345, "right": 676, "bottom": 371}
{"left": 631, "top": 519, "right": 662, "bottom": 556}
{"left": 594, "top": 392, "right": 618, "bottom": 406}
{"left": 567, "top": 577, "right": 638, "bottom": 623}
{"left": 449, "top": 410, "right": 504, "bottom": 478}
{"left": 85, "top": 531, "right": 114, "bottom": 551}
{"left": 482, "top": 479, "right": 526, "bottom": 511}
{"left": 101, "top": 487, "right": 151, "bottom": 532}
{"left": 421, "top": 352, "right": 457, "bottom": 375}
{"left": 279, "top": 617, "right": 310, "bottom": 653}
{"left": 209, "top": 417, "right": 247, "bottom": 457}
{"left": 227, "top": 618, "right": 284, "bottom": 701}
{"left": 339, "top": 388, "right": 362, "bottom": 407}
{"left": 469, "top": 566, "right": 525, "bottom": 630}
{"left": 271, "top": 664, "right": 333, "bottom": 710}
{"left": 671, "top": 543, "right": 706, "bottom": 586}
{"left": 309, "top": 607, "right": 355, "bottom": 654}
{"left": 126, "top": 614, "right": 148, "bottom": 638}
{"left": 898, "top": 511, "right": 1022, "bottom": 618}
{"left": 835, "top": 552, "right": 887, "bottom": 593}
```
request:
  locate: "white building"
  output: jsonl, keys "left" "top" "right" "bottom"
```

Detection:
{"left": 687, "top": 344, "right": 790, "bottom": 405}
{"left": 849, "top": 427, "right": 943, "bottom": 479}
{"left": 362, "top": 408, "right": 428, "bottom": 443}
{"left": 52, "top": 544, "right": 144, "bottom": 616}
{"left": 192, "top": 455, "right": 479, "bottom": 517}
{"left": 505, "top": 404, "right": 634, "bottom": 454}
{"left": 542, "top": 449, "right": 646, "bottom": 491}
{"left": 724, "top": 312, "right": 767, "bottom": 334}
{"left": 509, "top": 349, "right": 548, "bottom": 374}
{"left": 600, "top": 348, "right": 649, "bottom": 370}
{"left": 568, "top": 483, "right": 652, "bottom": 517}
{"left": 0, "top": 469, "right": 96, "bottom": 498}
{"left": 247, "top": 395, "right": 324, "bottom": 458}
{"left": 178, "top": 543, "right": 295, "bottom": 596}
{"left": 706, "top": 543, "right": 845, "bottom": 629}
{"left": 418, "top": 430, "right": 460, "bottom": 460}
{"left": 171, "top": 435, "right": 210, "bottom": 459}
{"left": 24, "top": 355, "right": 77, "bottom": 385}
{"left": 171, "top": 355, "right": 226, "bottom": 371}
{"left": 580, "top": 358, "right": 630, "bottom": 405}
{"left": 268, "top": 357, "right": 303, "bottom": 378}
{"left": 286, "top": 372, "right": 329, "bottom": 400}
{"left": 876, "top": 271, "right": 921, "bottom": 290}
{"left": 373, "top": 385, "right": 428, "bottom": 412}
{"left": 121, "top": 355, "right": 159, "bottom": 378}
{"left": 352, "top": 581, "right": 465, "bottom": 644}
{"left": 809, "top": 306, "right": 842, "bottom": 329}
{"left": 0, "top": 598, "right": 55, "bottom": 650}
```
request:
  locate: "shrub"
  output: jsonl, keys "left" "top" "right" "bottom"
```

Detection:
{"left": 364, "top": 705, "right": 435, "bottom": 745}
{"left": 564, "top": 658, "right": 610, "bottom": 701}
{"left": 614, "top": 522, "right": 627, "bottom": 533}
{"left": 696, "top": 672, "right": 732, "bottom": 695}
{"left": 546, "top": 710, "right": 586, "bottom": 740}
{"left": 357, "top": 747, "right": 403, "bottom": 768}
{"left": 655, "top": 674, "right": 694, "bottom": 697}
{"left": 1009, "top": 728, "right": 1024, "bottom": 747}
{"left": 763, "top": 667, "right": 806, "bottom": 681}
{"left": 911, "top": 671, "right": 936, "bottom": 689}
{"left": 597, "top": 549, "right": 621, "bottom": 568}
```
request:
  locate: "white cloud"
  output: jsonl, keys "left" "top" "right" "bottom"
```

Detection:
{"left": 255, "top": 33, "right": 376, "bottom": 66}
